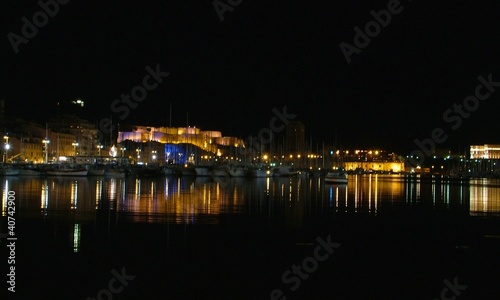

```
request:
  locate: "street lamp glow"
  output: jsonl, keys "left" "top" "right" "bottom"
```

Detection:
{"left": 72, "top": 142, "right": 79, "bottom": 156}
{"left": 43, "top": 138, "right": 50, "bottom": 163}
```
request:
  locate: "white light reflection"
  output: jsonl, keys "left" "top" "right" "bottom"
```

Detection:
{"left": 73, "top": 223, "right": 81, "bottom": 252}
{"left": 1, "top": 179, "right": 8, "bottom": 216}
{"left": 164, "top": 178, "right": 169, "bottom": 199}
{"left": 41, "top": 179, "right": 49, "bottom": 215}
{"left": 109, "top": 178, "right": 117, "bottom": 210}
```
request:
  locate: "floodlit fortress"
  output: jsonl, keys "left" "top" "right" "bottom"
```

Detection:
{"left": 118, "top": 125, "right": 244, "bottom": 154}
{"left": 117, "top": 125, "right": 246, "bottom": 165}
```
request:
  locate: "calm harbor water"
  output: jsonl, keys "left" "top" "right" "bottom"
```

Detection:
{"left": 2, "top": 174, "right": 500, "bottom": 299}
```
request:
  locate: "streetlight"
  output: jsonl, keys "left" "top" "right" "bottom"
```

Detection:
{"left": 4, "top": 144, "right": 10, "bottom": 163}
{"left": 152, "top": 150, "right": 157, "bottom": 162}
{"left": 42, "top": 138, "right": 50, "bottom": 163}
{"left": 121, "top": 147, "right": 126, "bottom": 157}
{"left": 4, "top": 136, "right": 9, "bottom": 163}
{"left": 97, "top": 144, "right": 103, "bottom": 156}
{"left": 72, "top": 142, "right": 79, "bottom": 156}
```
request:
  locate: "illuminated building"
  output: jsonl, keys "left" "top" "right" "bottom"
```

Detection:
{"left": 341, "top": 149, "right": 404, "bottom": 173}
{"left": 470, "top": 144, "right": 500, "bottom": 159}
{"left": 14, "top": 137, "right": 44, "bottom": 163}
{"left": 342, "top": 161, "right": 405, "bottom": 173}
{"left": 117, "top": 125, "right": 246, "bottom": 164}
{"left": 48, "top": 114, "right": 98, "bottom": 156}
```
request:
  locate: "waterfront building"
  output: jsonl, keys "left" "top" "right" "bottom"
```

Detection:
{"left": 343, "top": 161, "right": 405, "bottom": 173}
{"left": 342, "top": 149, "right": 404, "bottom": 173}
{"left": 48, "top": 114, "right": 98, "bottom": 156}
{"left": 0, "top": 118, "right": 78, "bottom": 163}
{"left": 470, "top": 144, "right": 500, "bottom": 159}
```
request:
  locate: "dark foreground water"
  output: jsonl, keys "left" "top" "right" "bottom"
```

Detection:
{"left": 1, "top": 174, "right": 500, "bottom": 299}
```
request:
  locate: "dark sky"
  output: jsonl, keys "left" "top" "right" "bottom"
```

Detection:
{"left": 1, "top": 0, "right": 500, "bottom": 154}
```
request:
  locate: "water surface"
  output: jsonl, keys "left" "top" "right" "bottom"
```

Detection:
{"left": 2, "top": 174, "right": 500, "bottom": 299}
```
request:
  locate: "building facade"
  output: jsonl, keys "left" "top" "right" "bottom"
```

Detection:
{"left": 470, "top": 144, "right": 500, "bottom": 159}
{"left": 48, "top": 114, "right": 98, "bottom": 157}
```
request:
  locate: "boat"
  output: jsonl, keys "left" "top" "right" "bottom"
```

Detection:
{"left": 178, "top": 165, "right": 196, "bottom": 177}
{"left": 88, "top": 169, "right": 105, "bottom": 176}
{"left": 194, "top": 166, "right": 212, "bottom": 177}
{"left": 228, "top": 165, "right": 248, "bottom": 177}
{"left": 0, "top": 166, "right": 20, "bottom": 176}
{"left": 87, "top": 165, "right": 105, "bottom": 176}
{"left": 163, "top": 166, "right": 176, "bottom": 176}
{"left": 272, "top": 165, "right": 299, "bottom": 177}
{"left": 104, "top": 167, "right": 127, "bottom": 177}
{"left": 11, "top": 164, "right": 41, "bottom": 176}
{"left": 134, "top": 164, "right": 164, "bottom": 177}
{"left": 211, "top": 165, "right": 229, "bottom": 177}
{"left": 248, "top": 166, "right": 271, "bottom": 178}
{"left": 46, "top": 164, "right": 88, "bottom": 176}
{"left": 16, "top": 168, "right": 41, "bottom": 176}
{"left": 324, "top": 171, "right": 348, "bottom": 184}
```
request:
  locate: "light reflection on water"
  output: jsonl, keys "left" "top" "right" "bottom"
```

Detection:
{"left": 2, "top": 174, "right": 500, "bottom": 223}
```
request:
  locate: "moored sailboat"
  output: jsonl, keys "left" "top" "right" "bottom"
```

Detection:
{"left": 46, "top": 164, "right": 88, "bottom": 176}
{"left": 324, "top": 170, "right": 348, "bottom": 184}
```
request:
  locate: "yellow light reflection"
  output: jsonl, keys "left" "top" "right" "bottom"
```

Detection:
{"left": 70, "top": 181, "right": 78, "bottom": 210}
{"left": 109, "top": 178, "right": 117, "bottom": 210}
{"left": 95, "top": 179, "right": 102, "bottom": 209}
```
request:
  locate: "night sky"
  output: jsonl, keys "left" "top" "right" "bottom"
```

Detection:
{"left": 2, "top": 0, "right": 500, "bottom": 154}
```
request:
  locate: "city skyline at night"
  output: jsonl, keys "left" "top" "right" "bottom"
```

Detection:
{"left": 3, "top": 2, "right": 500, "bottom": 299}
{"left": 2, "top": 1, "right": 500, "bottom": 155}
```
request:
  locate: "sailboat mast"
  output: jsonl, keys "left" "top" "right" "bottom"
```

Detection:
{"left": 45, "top": 123, "right": 49, "bottom": 163}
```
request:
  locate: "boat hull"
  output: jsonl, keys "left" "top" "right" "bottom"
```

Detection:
{"left": 104, "top": 169, "right": 127, "bottom": 177}
{"left": 179, "top": 167, "right": 196, "bottom": 177}
{"left": 324, "top": 178, "right": 348, "bottom": 184}
{"left": 324, "top": 172, "right": 348, "bottom": 184}
{"left": 16, "top": 169, "right": 41, "bottom": 176}
{"left": 272, "top": 166, "right": 298, "bottom": 177}
{"left": 46, "top": 170, "right": 88, "bottom": 176}
{"left": 212, "top": 168, "right": 229, "bottom": 177}
{"left": 195, "top": 167, "right": 211, "bottom": 177}
{"left": 249, "top": 169, "right": 270, "bottom": 178}
{"left": 0, "top": 168, "right": 20, "bottom": 176}
{"left": 88, "top": 169, "right": 105, "bottom": 176}
{"left": 228, "top": 168, "right": 247, "bottom": 177}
